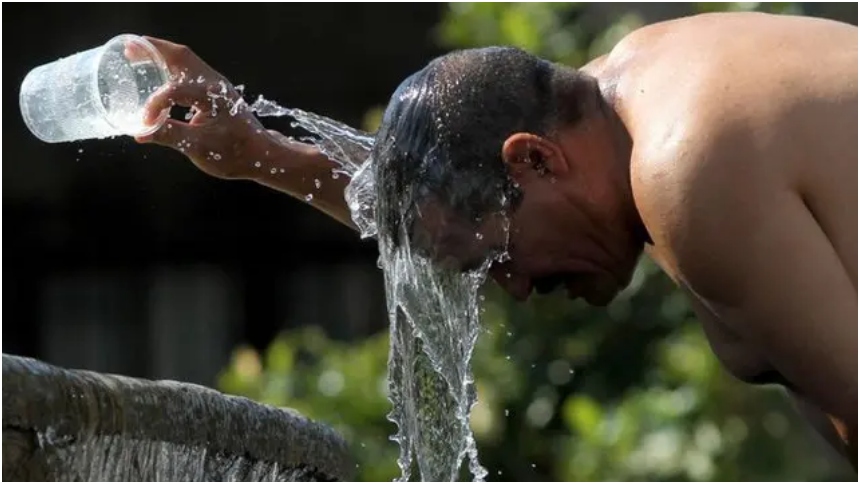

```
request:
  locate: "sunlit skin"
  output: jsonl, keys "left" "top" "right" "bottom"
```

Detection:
{"left": 478, "top": 115, "right": 642, "bottom": 307}
{"left": 135, "top": 12, "right": 856, "bottom": 470}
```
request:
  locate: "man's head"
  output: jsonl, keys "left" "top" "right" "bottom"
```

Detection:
{"left": 373, "top": 47, "right": 644, "bottom": 306}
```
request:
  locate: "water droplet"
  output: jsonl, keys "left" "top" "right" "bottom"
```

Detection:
{"left": 77, "top": 148, "right": 83, "bottom": 154}
{"left": 531, "top": 464, "right": 536, "bottom": 469}
{"left": 497, "top": 470, "right": 503, "bottom": 476}
{"left": 280, "top": 169, "right": 285, "bottom": 173}
{"left": 332, "top": 172, "right": 340, "bottom": 179}
{"left": 505, "top": 355, "right": 511, "bottom": 361}
{"left": 360, "top": 443, "right": 366, "bottom": 448}
{"left": 506, "top": 331, "right": 512, "bottom": 337}
{"left": 196, "top": 75, "right": 205, "bottom": 83}
{"left": 254, "top": 161, "right": 261, "bottom": 168}
{"left": 505, "top": 272, "right": 512, "bottom": 279}
{"left": 475, "top": 232, "right": 484, "bottom": 240}
{"left": 213, "top": 153, "right": 221, "bottom": 161}
{"left": 305, "top": 193, "right": 314, "bottom": 202}
{"left": 504, "top": 409, "right": 509, "bottom": 417}
{"left": 270, "top": 168, "right": 277, "bottom": 174}
{"left": 314, "top": 179, "right": 322, "bottom": 189}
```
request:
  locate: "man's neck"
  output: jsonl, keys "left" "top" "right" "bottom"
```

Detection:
{"left": 595, "top": 78, "right": 650, "bottom": 247}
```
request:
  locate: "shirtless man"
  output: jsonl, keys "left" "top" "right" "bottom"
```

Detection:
{"left": 134, "top": 12, "right": 857, "bottom": 469}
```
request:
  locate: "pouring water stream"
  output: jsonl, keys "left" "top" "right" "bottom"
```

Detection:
{"left": 248, "top": 95, "right": 491, "bottom": 481}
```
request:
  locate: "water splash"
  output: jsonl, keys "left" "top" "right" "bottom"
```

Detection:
{"left": 249, "top": 95, "right": 379, "bottom": 240}
{"left": 248, "top": 95, "right": 490, "bottom": 481}
{"left": 250, "top": 96, "right": 372, "bottom": 179}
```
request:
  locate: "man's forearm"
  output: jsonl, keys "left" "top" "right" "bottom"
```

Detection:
{"left": 249, "top": 135, "right": 357, "bottom": 231}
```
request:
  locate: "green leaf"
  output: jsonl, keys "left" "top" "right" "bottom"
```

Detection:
{"left": 265, "top": 336, "right": 295, "bottom": 374}
{"left": 500, "top": 7, "right": 541, "bottom": 52}
{"left": 563, "top": 395, "right": 603, "bottom": 442}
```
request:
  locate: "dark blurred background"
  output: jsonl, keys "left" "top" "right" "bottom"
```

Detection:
{"left": 3, "top": 3, "right": 857, "bottom": 481}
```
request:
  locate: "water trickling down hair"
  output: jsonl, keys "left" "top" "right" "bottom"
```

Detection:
{"left": 372, "top": 46, "right": 570, "bottom": 249}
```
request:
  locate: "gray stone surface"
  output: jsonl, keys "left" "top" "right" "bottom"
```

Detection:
{"left": 2, "top": 354, "right": 352, "bottom": 481}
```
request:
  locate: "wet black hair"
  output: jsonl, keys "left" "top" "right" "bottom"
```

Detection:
{"left": 372, "top": 46, "right": 591, "bottom": 248}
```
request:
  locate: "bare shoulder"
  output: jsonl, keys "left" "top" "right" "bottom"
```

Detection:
{"left": 616, "top": 10, "right": 857, "bottom": 290}
{"left": 607, "top": 11, "right": 857, "bottom": 124}
{"left": 615, "top": 11, "right": 856, "bottom": 51}
{"left": 631, "top": 120, "right": 772, "bottom": 297}
{"left": 633, "top": 106, "right": 854, "bottom": 299}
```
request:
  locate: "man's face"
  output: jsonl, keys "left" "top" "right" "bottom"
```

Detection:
{"left": 410, "top": 181, "right": 642, "bottom": 306}
{"left": 487, "top": 188, "right": 635, "bottom": 306}
{"left": 405, "top": 113, "right": 643, "bottom": 306}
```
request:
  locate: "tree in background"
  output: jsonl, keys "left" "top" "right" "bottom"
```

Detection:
{"left": 219, "top": 3, "right": 854, "bottom": 481}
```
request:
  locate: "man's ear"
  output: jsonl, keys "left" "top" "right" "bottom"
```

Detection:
{"left": 501, "top": 132, "right": 568, "bottom": 182}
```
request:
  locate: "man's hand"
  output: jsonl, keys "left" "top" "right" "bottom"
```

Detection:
{"left": 133, "top": 36, "right": 273, "bottom": 181}
{"left": 130, "top": 36, "right": 357, "bottom": 230}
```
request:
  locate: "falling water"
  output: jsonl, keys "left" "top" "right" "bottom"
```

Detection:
{"left": 250, "top": 96, "right": 490, "bottom": 481}
{"left": 249, "top": 96, "right": 371, "bottom": 179}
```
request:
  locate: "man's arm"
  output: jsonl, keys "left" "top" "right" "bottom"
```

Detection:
{"left": 250, "top": 133, "right": 356, "bottom": 230}
{"left": 135, "top": 36, "right": 357, "bottom": 231}
{"left": 662, "top": 148, "right": 857, "bottom": 428}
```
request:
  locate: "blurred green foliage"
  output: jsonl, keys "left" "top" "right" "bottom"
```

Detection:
{"left": 220, "top": 3, "right": 853, "bottom": 481}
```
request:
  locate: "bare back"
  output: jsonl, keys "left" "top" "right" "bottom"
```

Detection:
{"left": 598, "top": 11, "right": 857, "bottom": 464}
